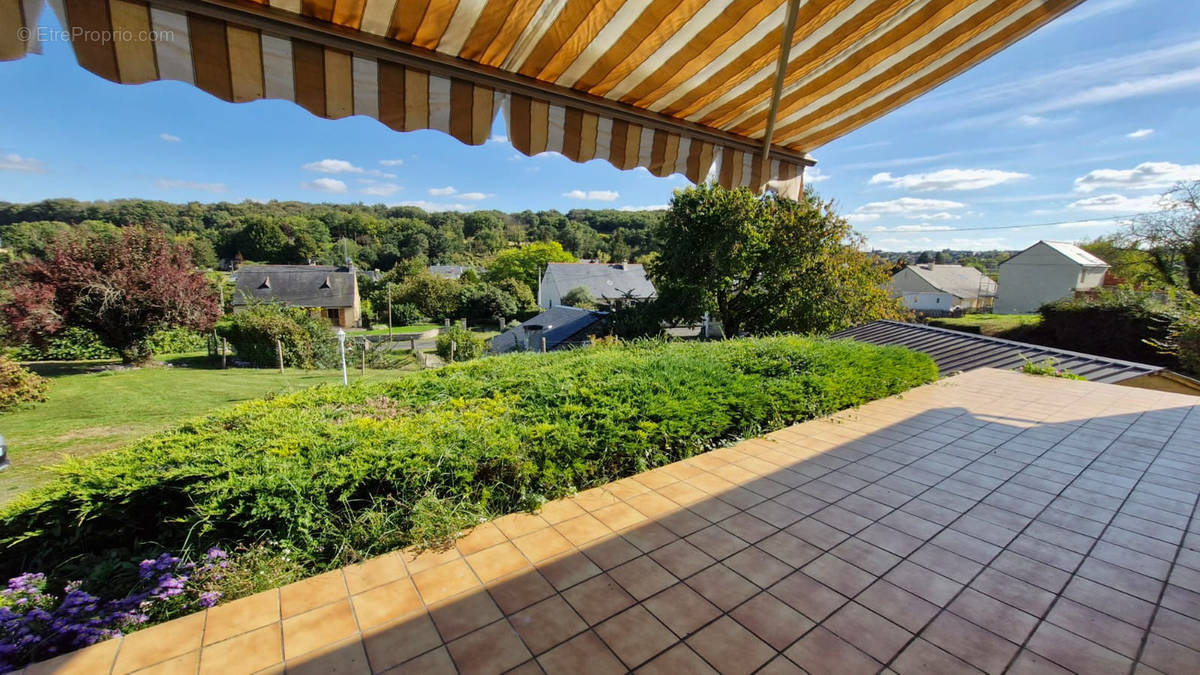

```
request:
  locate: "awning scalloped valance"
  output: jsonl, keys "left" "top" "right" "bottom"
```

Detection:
{"left": 3, "top": 0, "right": 1081, "bottom": 197}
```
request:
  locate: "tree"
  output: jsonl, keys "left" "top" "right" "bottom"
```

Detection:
{"left": 1, "top": 227, "right": 219, "bottom": 363}
{"left": 396, "top": 272, "right": 462, "bottom": 320}
{"left": 485, "top": 242, "right": 577, "bottom": 289}
{"left": 1079, "top": 235, "right": 1173, "bottom": 288}
{"left": 650, "top": 184, "right": 907, "bottom": 337}
{"left": 1125, "top": 181, "right": 1200, "bottom": 293}
{"left": 561, "top": 286, "right": 597, "bottom": 309}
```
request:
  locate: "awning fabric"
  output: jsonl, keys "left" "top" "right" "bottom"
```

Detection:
{"left": 3, "top": 0, "right": 1081, "bottom": 195}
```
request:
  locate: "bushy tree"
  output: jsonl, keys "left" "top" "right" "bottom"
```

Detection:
{"left": 435, "top": 325, "right": 486, "bottom": 361}
{"left": 651, "top": 184, "right": 907, "bottom": 337}
{"left": 218, "top": 303, "right": 337, "bottom": 368}
{"left": 1, "top": 227, "right": 219, "bottom": 363}
{"left": 396, "top": 272, "right": 462, "bottom": 320}
{"left": 1125, "top": 181, "right": 1200, "bottom": 293}
{"left": 486, "top": 242, "right": 577, "bottom": 289}
{"left": 561, "top": 286, "right": 597, "bottom": 309}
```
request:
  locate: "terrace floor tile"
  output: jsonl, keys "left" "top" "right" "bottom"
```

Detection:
{"left": 33, "top": 369, "right": 1200, "bottom": 675}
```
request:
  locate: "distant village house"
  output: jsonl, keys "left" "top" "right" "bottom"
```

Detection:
{"left": 428, "top": 265, "right": 483, "bottom": 280}
{"left": 538, "top": 262, "right": 656, "bottom": 309}
{"left": 490, "top": 306, "right": 608, "bottom": 355}
{"left": 889, "top": 263, "right": 997, "bottom": 314}
{"left": 231, "top": 265, "right": 361, "bottom": 328}
{"left": 995, "top": 241, "right": 1108, "bottom": 314}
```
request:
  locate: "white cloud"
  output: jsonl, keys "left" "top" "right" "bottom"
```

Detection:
{"left": 1126, "top": 128, "right": 1155, "bottom": 139}
{"left": 871, "top": 224, "right": 955, "bottom": 232}
{"left": 487, "top": 134, "right": 508, "bottom": 144}
{"left": 399, "top": 200, "right": 471, "bottom": 212}
{"left": 1069, "top": 193, "right": 1165, "bottom": 212}
{"left": 804, "top": 167, "right": 830, "bottom": 183}
{"left": 378, "top": 159, "right": 404, "bottom": 166}
{"left": 1015, "top": 114, "right": 1047, "bottom": 127}
{"left": 563, "top": 189, "right": 620, "bottom": 201}
{"left": 1074, "top": 161, "right": 1200, "bottom": 193}
{"left": 361, "top": 183, "right": 401, "bottom": 197}
{"left": 155, "top": 178, "right": 227, "bottom": 192}
{"left": 429, "top": 186, "right": 458, "bottom": 196}
{"left": 303, "top": 178, "right": 348, "bottom": 193}
{"left": 458, "top": 192, "right": 492, "bottom": 200}
{"left": 844, "top": 213, "right": 881, "bottom": 224}
{"left": 853, "top": 197, "right": 967, "bottom": 217}
{"left": 1057, "top": 219, "right": 1125, "bottom": 229}
{"left": 618, "top": 205, "right": 669, "bottom": 212}
{"left": 869, "top": 168, "right": 1029, "bottom": 192}
{"left": 1038, "top": 66, "right": 1200, "bottom": 112}
{"left": 0, "top": 153, "right": 45, "bottom": 173}
{"left": 303, "top": 159, "right": 364, "bottom": 174}
{"left": 159, "top": 132, "right": 180, "bottom": 142}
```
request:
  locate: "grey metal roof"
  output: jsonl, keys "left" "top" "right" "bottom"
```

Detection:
{"left": 831, "top": 320, "right": 1161, "bottom": 384}
{"left": 902, "top": 264, "right": 997, "bottom": 299}
{"left": 490, "top": 306, "right": 607, "bottom": 354}
{"left": 429, "top": 265, "right": 482, "bottom": 280}
{"left": 231, "top": 265, "right": 357, "bottom": 308}
{"left": 542, "top": 263, "right": 657, "bottom": 302}
{"left": 1004, "top": 240, "right": 1109, "bottom": 268}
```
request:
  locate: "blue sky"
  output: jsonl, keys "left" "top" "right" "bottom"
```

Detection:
{"left": 1, "top": 0, "right": 1198, "bottom": 251}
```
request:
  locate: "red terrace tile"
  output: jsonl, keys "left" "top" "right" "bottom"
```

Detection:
{"left": 787, "top": 517, "right": 851, "bottom": 550}
{"left": 830, "top": 537, "right": 902, "bottom": 576}
{"left": 885, "top": 561, "right": 962, "bottom": 607}
{"left": 1025, "top": 622, "right": 1132, "bottom": 675}
{"left": 857, "top": 579, "right": 940, "bottom": 633}
{"left": 685, "top": 563, "right": 761, "bottom": 611}
{"left": 891, "top": 638, "right": 980, "bottom": 675}
{"left": 823, "top": 602, "right": 912, "bottom": 662}
{"left": 508, "top": 596, "right": 588, "bottom": 655}
{"left": 1140, "top": 632, "right": 1200, "bottom": 675}
{"left": 582, "top": 535, "right": 642, "bottom": 571}
{"left": 487, "top": 569, "right": 556, "bottom": 615}
{"left": 686, "top": 524, "right": 750, "bottom": 559}
{"left": 537, "top": 630, "right": 626, "bottom": 675}
{"left": 1045, "top": 598, "right": 1145, "bottom": 658}
{"left": 637, "top": 643, "right": 719, "bottom": 675}
{"left": 784, "top": 626, "right": 881, "bottom": 675}
{"left": 657, "top": 508, "right": 711, "bottom": 537}
{"left": 910, "top": 543, "right": 984, "bottom": 584}
{"left": 803, "top": 552, "right": 876, "bottom": 596}
{"left": 757, "top": 530, "right": 821, "bottom": 568}
{"left": 446, "top": 620, "right": 531, "bottom": 675}
{"left": 361, "top": 614, "right": 443, "bottom": 672}
{"left": 640, "top": 584, "right": 719, "bottom": 640}
{"left": 608, "top": 556, "right": 677, "bottom": 600}
{"left": 539, "top": 551, "right": 602, "bottom": 591}
{"left": 768, "top": 570, "right": 848, "bottom": 622}
{"left": 730, "top": 591, "right": 814, "bottom": 650}
{"left": 428, "top": 590, "right": 503, "bottom": 642}
{"left": 921, "top": 611, "right": 1019, "bottom": 674}
{"left": 725, "top": 545, "right": 793, "bottom": 588}
{"left": 621, "top": 521, "right": 678, "bottom": 552}
{"left": 948, "top": 588, "right": 1039, "bottom": 644}
{"left": 970, "top": 568, "right": 1056, "bottom": 616}
{"left": 648, "top": 539, "right": 716, "bottom": 579}
{"left": 562, "top": 573, "right": 636, "bottom": 625}
{"left": 594, "top": 605, "right": 677, "bottom": 669}
{"left": 1007, "top": 649, "right": 1075, "bottom": 675}
{"left": 686, "top": 616, "right": 776, "bottom": 675}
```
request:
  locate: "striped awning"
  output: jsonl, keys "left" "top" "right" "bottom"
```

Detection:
{"left": 3, "top": 0, "right": 1081, "bottom": 194}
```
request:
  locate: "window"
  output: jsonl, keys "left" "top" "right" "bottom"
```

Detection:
{"left": 326, "top": 308, "right": 339, "bottom": 320}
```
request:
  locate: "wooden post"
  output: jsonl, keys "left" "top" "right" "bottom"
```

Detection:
{"left": 410, "top": 338, "right": 416, "bottom": 354}
{"left": 221, "top": 338, "right": 228, "bottom": 369}
{"left": 541, "top": 336, "right": 547, "bottom": 353}
{"left": 444, "top": 318, "right": 450, "bottom": 328}
{"left": 360, "top": 341, "right": 366, "bottom": 376}
{"left": 275, "top": 338, "right": 284, "bottom": 373}
{"left": 449, "top": 340, "right": 456, "bottom": 363}
{"left": 387, "top": 286, "right": 393, "bottom": 341}
{"left": 499, "top": 318, "right": 506, "bottom": 331}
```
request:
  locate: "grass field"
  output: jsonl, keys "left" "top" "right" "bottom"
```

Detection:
{"left": 358, "top": 324, "right": 440, "bottom": 335}
{"left": 0, "top": 354, "right": 414, "bottom": 503}
{"left": 926, "top": 313, "right": 1041, "bottom": 337}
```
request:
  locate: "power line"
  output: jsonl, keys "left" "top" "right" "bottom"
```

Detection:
{"left": 865, "top": 211, "right": 1151, "bottom": 234}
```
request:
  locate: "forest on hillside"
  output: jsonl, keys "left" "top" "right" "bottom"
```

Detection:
{"left": 0, "top": 199, "right": 662, "bottom": 271}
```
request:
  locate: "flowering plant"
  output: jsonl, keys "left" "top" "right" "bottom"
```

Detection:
{"left": 0, "top": 549, "right": 226, "bottom": 673}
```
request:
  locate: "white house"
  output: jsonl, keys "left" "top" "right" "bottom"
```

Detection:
{"left": 537, "top": 263, "right": 656, "bottom": 309}
{"left": 994, "top": 241, "right": 1109, "bottom": 314}
{"left": 889, "top": 264, "right": 997, "bottom": 313}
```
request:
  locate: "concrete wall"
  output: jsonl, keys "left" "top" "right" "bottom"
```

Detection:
{"left": 995, "top": 243, "right": 1097, "bottom": 314}
{"left": 898, "top": 292, "right": 958, "bottom": 311}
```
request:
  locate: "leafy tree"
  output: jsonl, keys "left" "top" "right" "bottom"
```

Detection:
{"left": 650, "top": 184, "right": 907, "bottom": 337}
{"left": 460, "top": 283, "right": 519, "bottom": 320}
{"left": 494, "top": 278, "right": 539, "bottom": 315}
{"left": 561, "top": 286, "right": 597, "bottom": 309}
{"left": 1079, "top": 235, "right": 1173, "bottom": 288}
{"left": 396, "top": 272, "right": 462, "bottom": 320}
{"left": 1, "top": 227, "right": 219, "bottom": 363}
{"left": 485, "top": 242, "right": 577, "bottom": 289}
{"left": 1124, "top": 181, "right": 1200, "bottom": 293}
{"left": 232, "top": 216, "right": 291, "bottom": 262}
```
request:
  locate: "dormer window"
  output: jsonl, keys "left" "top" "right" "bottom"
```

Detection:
{"left": 320, "top": 276, "right": 332, "bottom": 289}
{"left": 258, "top": 276, "right": 270, "bottom": 289}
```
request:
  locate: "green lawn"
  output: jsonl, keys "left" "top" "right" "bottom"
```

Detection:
{"left": 0, "top": 354, "right": 414, "bottom": 503}
{"left": 358, "top": 324, "right": 440, "bottom": 335}
{"left": 926, "top": 313, "right": 1041, "bottom": 337}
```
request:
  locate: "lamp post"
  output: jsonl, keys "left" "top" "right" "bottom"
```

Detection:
{"left": 336, "top": 328, "right": 348, "bottom": 385}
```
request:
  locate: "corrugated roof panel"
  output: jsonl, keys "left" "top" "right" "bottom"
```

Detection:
{"left": 831, "top": 320, "right": 1162, "bottom": 384}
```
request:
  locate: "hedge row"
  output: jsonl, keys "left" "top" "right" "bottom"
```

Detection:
{"left": 0, "top": 337, "right": 936, "bottom": 579}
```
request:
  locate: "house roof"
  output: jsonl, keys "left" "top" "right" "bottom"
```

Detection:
{"left": 831, "top": 320, "right": 1162, "bottom": 385}
{"left": 490, "top": 306, "right": 607, "bottom": 354}
{"left": 900, "top": 264, "right": 997, "bottom": 300}
{"left": 1005, "top": 241, "right": 1109, "bottom": 268}
{"left": 231, "top": 265, "right": 357, "bottom": 308}
{"left": 542, "top": 263, "right": 657, "bottom": 303}
{"left": 428, "top": 265, "right": 482, "bottom": 280}
{"left": 7, "top": 1, "right": 1079, "bottom": 192}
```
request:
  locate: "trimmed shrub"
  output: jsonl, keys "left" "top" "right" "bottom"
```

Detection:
{"left": 390, "top": 302, "right": 423, "bottom": 328}
{"left": 218, "top": 304, "right": 337, "bottom": 369}
{"left": 0, "top": 337, "right": 935, "bottom": 581}
{"left": 144, "top": 328, "right": 206, "bottom": 355}
{"left": 0, "top": 356, "right": 48, "bottom": 412}
{"left": 9, "top": 327, "right": 115, "bottom": 361}
{"left": 435, "top": 325, "right": 486, "bottom": 361}
{"left": 1034, "top": 289, "right": 1182, "bottom": 367}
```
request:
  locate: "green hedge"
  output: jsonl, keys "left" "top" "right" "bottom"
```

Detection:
{"left": 0, "top": 337, "right": 935, "bottom": 579}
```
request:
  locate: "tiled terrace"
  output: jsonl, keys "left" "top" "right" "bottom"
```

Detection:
{"left": 25, "top": 369, "right": 1200, "bottom": 674}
